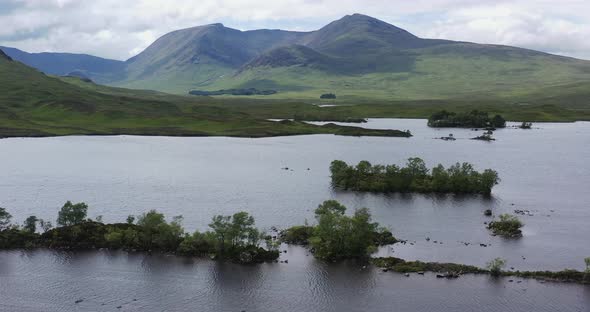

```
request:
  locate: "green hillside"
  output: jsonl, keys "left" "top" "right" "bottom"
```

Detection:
{"left": 0, "top": 53, "right": 413, "bottom": 138}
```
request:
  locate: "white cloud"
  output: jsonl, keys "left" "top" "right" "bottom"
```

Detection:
{"left": 0, "top": 0, "right": 589, "bottom": 60}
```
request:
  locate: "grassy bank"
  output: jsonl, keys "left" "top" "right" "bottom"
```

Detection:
{"left": 372, "top": 257, "right": 590, "bottom": 285}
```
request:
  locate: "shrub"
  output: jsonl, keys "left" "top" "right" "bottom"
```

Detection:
{"left": 487, "top": 258, "right": 506, "bottom": 276}
{"left": 488, "top": 214, "right": 523, "bottom": 238}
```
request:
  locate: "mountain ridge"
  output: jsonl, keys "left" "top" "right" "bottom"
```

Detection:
{"left": 3, "top": 13, "right": 590, "bottom": 99}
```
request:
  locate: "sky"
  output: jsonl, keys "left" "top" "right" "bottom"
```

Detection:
{"left": 0, "top": 0, "right": 589, "bottom": 61}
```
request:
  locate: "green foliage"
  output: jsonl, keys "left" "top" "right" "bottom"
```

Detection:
{"left": 0, "top": 205, "right": 277, "bottom": 263}
{"left": 0, "top": 228, "right": 40, "bottom": 249}
{"left": 0, "top": 207, "right": 12, "bottom": 230}
{"left": 428, "top": 110, "right": 506, "bottom": 128}
{"left": 23, "top": 216, "right": 38, "bottom": 233}
{"left": 136, "top": 210, "right": 184, "bottom": 250}
{"left": 330, "top": 158, "right": 500, "bottom": 194}
{"left": 487, "top": 258, "right": 507, "bottom": 276}
{"left": 280, "top": 225, "right": 314, "bottom": 245}
{"left": 56, "top": 201, "right": 88, "bottom": 226}
{"left": 126, "top": 215, "right": 135, "bottom": 224}
{"left": 308, "top": 200, "right": 382, "bottom": 260}
{"left": 38, "top": 219, "right": 52, "bottom": 233}
{"left": 488, "top": 214, "right": 524, "bottom": 238}
{"left": 208, "top": 212, "right": 260, "bottom": 254}
{"left": 177, "top": 231, "right": 215, "bottom": 256}
{"left": 585, "top": 257, "right": 590, "bottom": 273}
{"left": 320, "top": 93, "right": 336, "bottom": 99}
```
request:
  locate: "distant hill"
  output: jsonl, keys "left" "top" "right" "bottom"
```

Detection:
{"left": 0, "top": 46, "right": 125, "bottom": 83}
{"left": 4, "top": 14, "right": 590, "bottom": 102}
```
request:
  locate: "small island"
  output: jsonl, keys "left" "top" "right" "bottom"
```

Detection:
{"left": 487, "top": 214, "right": 523, "bottom": 238}
{"left": 472, "top": 130, "right": 495, "bottom": 141}
{"left": 0, "top": 202, "right": 278, "bottom": 264}
{"left": 428, "top": 110, "right": 506, "bottom": 128}
{"left": 330, "top": 158, "right": 500, "bottom": 194}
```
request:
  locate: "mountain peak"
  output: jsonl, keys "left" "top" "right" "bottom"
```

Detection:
{"left": 328, "top": 13, "right": 415, "bottom": 37}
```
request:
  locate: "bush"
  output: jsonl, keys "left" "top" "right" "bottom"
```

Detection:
{"left": 487, "top": 258, "right": 506, "bottom": 276}
{"left": 280, "top": 225, "right": 314, "bottom": 245}
{"left": 488, "top": 214, "right": 523, "bottom": 238}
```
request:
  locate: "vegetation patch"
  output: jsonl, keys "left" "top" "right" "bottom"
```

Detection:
{"left": 372, "top": 257, "right": 486, "bottom": 274}
{"left": 428, "top": 110, "right": 506, "bottom": 128}
{"left": 330, "top": 158, "right": 500, "bottom": 194}
{"left": 487, "top": 214, "right": 523, "bottom": 238}
{"left": 0, "top": 203, "right": 279, "bottom": 264}
{"left": 281, "top": 200, "right": 397, "bottom": 261}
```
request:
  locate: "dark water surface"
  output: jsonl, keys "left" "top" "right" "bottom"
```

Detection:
{"left": 1, "top": 119, "right": 589, "bottom": 311}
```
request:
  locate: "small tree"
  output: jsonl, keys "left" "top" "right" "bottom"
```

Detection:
{"left": 126, "top": 215, "right": 135, "bottom": 224}
{"left": 209, "top": 215, "right": 231, "bottom": 253}
{"left": 57, "top": 201, "right": 88, "bottom": 226}
{"left": 137, "top": 210, "right": 166, "bottom": 250}
{"left": 38, "top": 219, "right": 53, "bottom": 233}
{"left": 23, "top": 216, "right": 38, "bottom": 233}
{"left": 585, "top": 257, "right": 590, "bottom": 273}
{"left": 487, "top": 258, "right": 506, "bottom": 277}
{"left": 0, "top": 207, "right": 12, "bottom": 230}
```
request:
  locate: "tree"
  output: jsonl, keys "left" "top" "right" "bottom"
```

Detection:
{"left": 491, "top": 115, "right": 506, "bottom": 128}
{"left": 57, "top": 201, "right": 88, "bottom": 226}
{"left": 38, "top": 219, "right": 53, "bottom": 233}
{"left": 330, "top": 160, "right": 350, "bottom": 188}
{"left": 209, "top": 215, "right": 231, "bottom": 253}
{"left": 309, "top": 200, "right": 379, "bottom": 260}
{"left": 228, "top": 212, "right": 258, "bottom": 247}
{"left": 585, "top": 257, "right": 590, "bottom": 273}
{"left": 23, "top": 216, "right": 38, "bottom": 233}
{"left": 126, "top": 215, "right": 135, "bottom": 224}
{"left": 487, "top": 258, "right": 506, "bottom": 276}
{"left": 208, "top": 212, "right": 260, "bottom": 254}
{"left": 137, "top": 210, "right": 166, "bottom": 249}
{"left": 0, "top": 207, "right": 12, "bottom": 230}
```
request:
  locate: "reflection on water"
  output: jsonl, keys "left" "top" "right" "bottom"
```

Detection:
{"left": 0, "top": 248, "right": 588, "bottom": 312}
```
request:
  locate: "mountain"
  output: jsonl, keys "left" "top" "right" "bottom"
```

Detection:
{"left": 5, "top": 14, "right": 590, "bottom": 102}
{"left": 0, "top": 46, "right": 125, "bottom": 83}
{"left": 118, "top": 24, "right": 306, "bottom": 92}
{"left": 300, "top": 14, "right": 453, "bottom": 54}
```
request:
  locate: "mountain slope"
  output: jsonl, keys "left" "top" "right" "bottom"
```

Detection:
{"left": 118, "top": 24, "right": 306, "bottom": 93}
{"left": 0, "top": 46, "right": 125, "bottom": 83}
{"left": 0, "top": 48, "right": 415, "bottom": 137}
